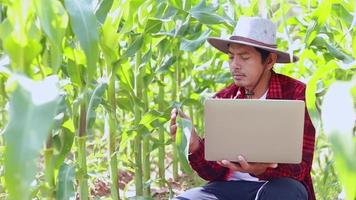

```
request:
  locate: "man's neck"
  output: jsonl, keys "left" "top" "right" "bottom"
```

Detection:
{"left": 246, "top": 70, "right": 271, "bottom": 99}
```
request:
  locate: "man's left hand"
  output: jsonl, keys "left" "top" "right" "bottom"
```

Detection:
{"left": 217, "top": 155, "right": 278, "bottom": 176}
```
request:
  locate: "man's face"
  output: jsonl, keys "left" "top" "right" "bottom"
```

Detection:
{"left": 227, "top": 43, "right": 270, "bottom": 89}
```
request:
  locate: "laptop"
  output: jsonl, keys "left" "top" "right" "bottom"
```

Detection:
{"left": 204, "top": 99, "right": 305, "bottom": 164}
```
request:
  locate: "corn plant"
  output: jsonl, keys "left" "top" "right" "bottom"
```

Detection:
{"left": 0, "top": 0, "right": 355, "bottom": 199}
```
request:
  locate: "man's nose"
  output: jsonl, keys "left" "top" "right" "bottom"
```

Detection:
{"left": 231, "top": 57, "right": 242, "bottom": 69}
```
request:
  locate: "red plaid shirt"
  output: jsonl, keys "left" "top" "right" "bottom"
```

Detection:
{"left": 189, "top": 71, "right": 316, "bottom": 200}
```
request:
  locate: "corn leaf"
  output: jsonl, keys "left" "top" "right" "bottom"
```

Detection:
{"left": 4, "top": 76, "right": 60, "bottom": 200}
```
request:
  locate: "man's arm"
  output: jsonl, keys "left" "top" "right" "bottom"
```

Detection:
{"left": 170, "top": 108, "right": 230, "bottom": 181}
{"left": 189, "top": 138, "right": 230, "bottom": 181}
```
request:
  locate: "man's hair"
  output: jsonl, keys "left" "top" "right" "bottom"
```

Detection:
{"left": 254, "top": 47, "right": 271, "bottom": 63}
{"left": 227, "top": 43, "right": 271, "bottom": 63}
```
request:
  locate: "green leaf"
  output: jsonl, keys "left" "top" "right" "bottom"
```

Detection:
{"left": 139, "top": 110, "right": 163, "bottom": 127}
{"left": 180, "top": 30, "right": 211, "bottom": 51}
{"left": 100, "top": 10, "right": 122, "bottom": 64}
{"left": 52, "top": 96, "right": 67, "bottom": 132}
{"left": 324, "top": 43, "right": 353, "bottom": 63}
{"left": 169, "top": 0, "right": 183, "bottom": 10}
{"left": 313, "top": 0, "right": 331, "bottom": 25}
{"left": 174, "top": 17, "right": 191, "bottom": 37}
{"left": 176, "top": 117, "right": 193, "bottom": 174}
{"left": 95, "top": 0, "right": 114, "bottom": 24}
{"left": 311, "top": 36, "right": 353, "bottom": 63}
{"left": 304, "top": 20, "right": 318, "bottom": 47}
{"left": 124, "top": 35, "right": 144, "bottom": 59}
{"left": 56, "top": 163, "right": 76, "bottom": 200}
{"left": 141, "top": 49, "right": 152, "bottom": 66}
{"left": 53, "top": 128, "right": 75, "bottom": 169}
{"left": 329, "top": 134, "right": 356, "bottom": 200}
{"left": 190, "top": 12, "right": 225, "bottom": 25}
{"left": 306, "top": 60, "right": 339, "bottom": 128}
{"left": 64, "top": 0, "right": 99, "bottom": 82}
{"left": 322, "top": 82, "right": 356, "bottom": 200}
{"left": 0, "top": 1, "right": 42, "bottom": 74}
{"left": 4, "top": 76, "right": 60, "bottom": 200}
{"left": 184, "top": 0, "right": 192, "bottom": 11}
{"left": 189, "top": 0, "right": 224, "bottom": 25}
{"left": 155, "top": 56, "right": 176, "bottom": 74}
{"left": 190, "top": 0, "right": 217, "bottom": 13}
{"left": 182, "top": 98, "right": 200, "bottom": 107}
{"left": 86, "top": 82, "right": 108, "bottom": 132}
{"left": 0, "top": 19, "right": 42, "bottom": 73}
{"left": 66, "top": 60, "right": 83, "bottom": 88}
{"left": 155, "top": 3, "right": 177, "bottom": 20}
{"left": 352, "top": 30, "right": 356, "bottom": 58}
{"left": 332, "top": 4, "right": 354, "bottom": 26}
{"left": 119, "top": 0, "right": 142, "bottom": 34}
{"left": 62, "top": 119, "right": 75, "bottom": 133}
{"left": 35, "top": 0, "right": 68, "bottom": 72}
{"left": 117, "top": 96, "right": 133, "bottom": 112}
{"left": 116, "top": 62, "right": 135, "bottom": 95}
{"left": 144, "top": 18, "right": 162, "bottom": 34}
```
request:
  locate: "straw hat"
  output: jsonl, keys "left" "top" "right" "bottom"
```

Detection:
{"left": 207, "top": 16, "right": 298, "bottom": 63}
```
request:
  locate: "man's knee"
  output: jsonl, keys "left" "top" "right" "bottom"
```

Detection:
{"left": 172, "top": 187, "right": 218, "bottom": 200}
{"left": 258, "top": 178, "right": 308, "bottom": 200}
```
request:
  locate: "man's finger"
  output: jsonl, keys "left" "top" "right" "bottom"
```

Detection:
{"left": 177, "top": 109, "right": 189, "bottom": 119}
{"left": 218, "top": 160, "right": 243, "bottom": 171}
{"left": 170, "top": 112, "right": 177, "bottom": 126}
{"left": 237, "top": 155, "right": 250, "bottom": 170}
{"left": 269, "top": 163, "right": 278, "bottom": 168}
{"left": 170, "top": 124, "right": 177, "bottom": 136}
{"left": 171, "top": 108, "right": 177, "bottom": 115}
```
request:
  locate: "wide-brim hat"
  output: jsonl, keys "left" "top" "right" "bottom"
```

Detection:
{"left": 207, "top": 16, "right": 298, "bottom": 63}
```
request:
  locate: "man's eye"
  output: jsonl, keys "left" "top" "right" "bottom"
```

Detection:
{"left": 241, "top": 57, "right": 249, "bottom": 60}
{"left": 229, "top": 56, "right": 234, "bottom": 60}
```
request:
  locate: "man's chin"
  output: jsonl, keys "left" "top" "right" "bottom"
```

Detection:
{"left": 233, "top": 81, "right": 246, "bottom": 87}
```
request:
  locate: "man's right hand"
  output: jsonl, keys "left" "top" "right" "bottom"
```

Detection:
{"left": 170, "top": 108, "right": 201, "bottom": 154}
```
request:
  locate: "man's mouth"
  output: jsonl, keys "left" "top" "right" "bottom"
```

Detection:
{"left": 233, "top": 74, "right": 246, "bottom": 79}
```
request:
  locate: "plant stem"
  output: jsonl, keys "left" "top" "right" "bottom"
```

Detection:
{"left": 142, "top": 135, "right": 150, "bottom": 197}
{"left": 108, "top": 72, "right": 120, "bottom": 200}
{"left": 173, "top": 52, "right": 181, "bottom": 180}
{"left": 0, "top": 77, "right": 6, "bottom": 194}
{"left": 158, "top": 74, "right": 165, "bottom": 187}
{"left": 134, "top": 51, "right": 143, "bottom": 196}
{"left": 142, "top": 64, "right": 151, "bottom": 197}
{"left": 44, "top": 136, "right": 55, "bottom": 199}
{"left": 78, "top": 102, "right": 88, "bottom": 200}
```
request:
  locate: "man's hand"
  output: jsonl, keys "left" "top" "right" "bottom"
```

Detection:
{"left": 217, "top": 155, "right": 278, "bottom": 176}
{"left": 170, "top": 108, "right": 201, "bottom": 154}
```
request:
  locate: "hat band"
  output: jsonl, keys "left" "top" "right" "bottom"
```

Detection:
{"left": 229, "top": 36, "right": 277, "bottom": 48}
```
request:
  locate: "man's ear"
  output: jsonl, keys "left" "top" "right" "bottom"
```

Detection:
{"left": 265, "top": 53, "right": 277, "bottom": 70}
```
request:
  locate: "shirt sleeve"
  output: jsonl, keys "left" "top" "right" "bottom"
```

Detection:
{"left": 254, "top": 85, "right": 316, "bottom": 181}
{"left": 187, "top": 86, "right": 235, "bottom": 181}
{"left": 188, "top": 138, "right": 231, "bottom": 181}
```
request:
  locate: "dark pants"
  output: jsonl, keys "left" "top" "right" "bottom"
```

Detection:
{"left": 173, "top": 178, "right": 308, "bottom": 200}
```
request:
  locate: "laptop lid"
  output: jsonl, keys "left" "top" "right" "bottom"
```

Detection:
{"left": 204, "top": 99, "right": 305, "bottom": 164}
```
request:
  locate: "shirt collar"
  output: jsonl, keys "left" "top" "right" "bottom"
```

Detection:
{"left": 266, "top": 70, "right": 283, "bottom": 99}
{"left": 235, "top": 70, "right": 283, "bottom": 99}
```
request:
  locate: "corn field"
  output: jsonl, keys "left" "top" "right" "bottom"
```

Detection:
{"left": 0, "top": 0, "right": 355, "bottom": 199}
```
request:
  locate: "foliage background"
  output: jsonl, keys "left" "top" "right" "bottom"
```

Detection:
{"left": 0, "top": 0, "right": 355, "bottom": 199}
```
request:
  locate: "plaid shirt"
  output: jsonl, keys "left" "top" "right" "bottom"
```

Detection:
{"left": 189, "top": 71, "right": 316, "bottom": 200}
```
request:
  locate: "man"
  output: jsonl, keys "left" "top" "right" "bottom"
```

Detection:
{"left": 170, "top": 16, "right": 316, "bottom": 200}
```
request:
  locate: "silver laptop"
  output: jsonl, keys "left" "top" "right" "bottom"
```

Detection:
{"left": 204, "top": 99, "right": 305, "bottom": 164}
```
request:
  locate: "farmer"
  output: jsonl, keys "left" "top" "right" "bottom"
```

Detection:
{"left": 170, "top": 16, "right": 316, "bottom": 200}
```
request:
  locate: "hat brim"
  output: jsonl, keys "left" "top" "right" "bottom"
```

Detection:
{"left": 207, "top": 37, "right": 298, "bottom": 63}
